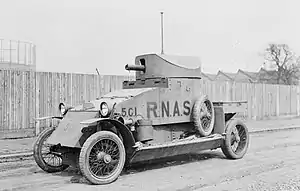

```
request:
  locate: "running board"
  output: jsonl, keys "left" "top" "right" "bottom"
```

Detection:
{"left": 130, "top": 134, "right": 224, "bottom": 163}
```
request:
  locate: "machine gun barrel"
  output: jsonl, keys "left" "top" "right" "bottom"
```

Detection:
{"left": 125, "top": 64, "right": 146, "bottom": 72}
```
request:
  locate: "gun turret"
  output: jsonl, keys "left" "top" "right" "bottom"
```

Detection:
{"left": 125, "top": 64, "right": 146, "bottom": 72}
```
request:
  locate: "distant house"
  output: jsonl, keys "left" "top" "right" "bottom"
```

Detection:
{"left": 256, "top": 68, "right": 277, "bottom": 84}
{"left": 214, "top": 69, "right": 280, "bottom": 84}
{"left": 201, "top": 67, "right": 299, "bottom": 85}
{"left": 215, "top": 71, "right": 236, "bottom": 81}
{"left": 235, "top": 69, "right": 259, "bottom": 83}
{"left": 200, "top": 72, "right": 216, "bottom": 81}
{"left": 255, "top": 68, "right": 295, "bottom": 84}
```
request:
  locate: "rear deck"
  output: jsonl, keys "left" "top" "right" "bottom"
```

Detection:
{"left": 213, "top": 101, "right": 247, "bottom": 113}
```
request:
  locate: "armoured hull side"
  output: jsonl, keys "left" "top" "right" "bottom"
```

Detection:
{"left": 46, "top": 88, "right": 157, "bottom": 147}
{"left": 115, "top": 78, "right": 202, "bottom": 125}
{"left": 45, "top": 78, "right": 202, "bottom": 147}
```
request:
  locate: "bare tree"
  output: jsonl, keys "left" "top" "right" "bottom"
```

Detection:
{"left": 262, "top": 44, "right": 300, "bottom": 85}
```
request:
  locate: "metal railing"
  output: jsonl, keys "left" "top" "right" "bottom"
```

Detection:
{"left": 0, "top": 39, "right": 36, "bottom": 66}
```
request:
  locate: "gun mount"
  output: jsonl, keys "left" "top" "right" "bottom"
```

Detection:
{"left": 127, "top": 54, "right": 201, "bottom": 79}
{"left": 123, "top": 53, "right": 202, "bottom": 89}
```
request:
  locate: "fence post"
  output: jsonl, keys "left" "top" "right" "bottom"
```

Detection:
{"left": 231, "top": 81, "right": 235, "bottom": 101}
{"left": 22, "top": 72, "right": 26, "bottom": 131}
{"left": 35, "top": 120, "right": 40, "bottom": 136}
{"left": 297, "top": 85, "right": 300, "bottom": 116}
{"left": 276, "top": 85, "right": 280, "bottom": 117}
{"left": 252, "top": 84, "right": 258, "bottom": 120}
{"left": 70, "top": 73, "right": 73, "bottom": 105}
{"left": 262, "top": 83, "right": 265, "bottom": 118}
{"left": 35, "top": 72, "right": 40, "bottom": 135}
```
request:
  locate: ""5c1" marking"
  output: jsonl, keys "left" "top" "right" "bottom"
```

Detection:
{"left": 121, "top": 107, "right": 137, "bottom": 117}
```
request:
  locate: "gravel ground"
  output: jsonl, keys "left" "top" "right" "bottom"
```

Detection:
{"left": 0, "top": 128, "right": 300, "bottom": 191}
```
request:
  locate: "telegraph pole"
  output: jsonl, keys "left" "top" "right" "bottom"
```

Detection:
{"left": 160, "top": 12, "right": 164, "bottom": 54}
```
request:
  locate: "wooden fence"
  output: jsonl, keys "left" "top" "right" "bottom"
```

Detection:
{"left": 199, "top": 80, "right": 300, "bottom": 120}
{"left": 0, "top": 69, "right": 299, "bottom": 138}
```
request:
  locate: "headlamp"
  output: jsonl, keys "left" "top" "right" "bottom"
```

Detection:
{"left": 100, "top": 102, "right": 109, "bottom": 117}
{"left": 58, "top": 103, "right": 66, "bottom": 115}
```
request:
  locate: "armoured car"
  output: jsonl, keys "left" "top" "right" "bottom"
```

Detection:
{"left": 33, "top": 54, "right": 249, "bottom": 185}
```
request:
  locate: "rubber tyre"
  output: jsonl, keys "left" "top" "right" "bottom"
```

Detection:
{"left": 221, "top": 119, "right": 250, "bottom": 159}
{"left": 191, "top": 95, "right": 215, "bottom": 137}
{"left": 79, "top": 131, "right": 126, "bottom": 185}
{"left": 33, "top": 127, "right": 69, "bottom": 173}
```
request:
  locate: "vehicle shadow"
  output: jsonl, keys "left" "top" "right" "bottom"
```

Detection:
{"left": 53, "top": 150, "right": 225, "bottom": 184}
{"left": 123, "top": 150, "right": 225, "bottom": 175}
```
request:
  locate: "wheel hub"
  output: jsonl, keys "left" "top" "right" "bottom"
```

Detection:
{"left": 232, "top": 128, "right": 240, "bottom": 143}
{"left": 97, "top": 152, "right": 112, "bottom": 164}
{"left": 103, "top": 154, "right": 112, "bottom": 164}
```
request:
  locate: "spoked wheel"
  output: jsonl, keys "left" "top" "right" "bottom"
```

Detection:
{"left": 221, "top": 119, "right": 250, "bottom": 159}
{"left": 192, "top": 95, "right": 215, "bottom": 137}
{"left": 33, "top": 127, "right": 69, "bottom": 173}
{"left": 79, "top": 131, "right": 126, "bottom": 185}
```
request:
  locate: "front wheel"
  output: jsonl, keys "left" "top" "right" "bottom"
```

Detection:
{"left": 221, "top": 119, "right": 250, "bottom": 159}
{"left": 33, "top": 127, "right": 69, "bottom": 173}
{"left": 79, "top": 131, "right": 126, "bottom": 185}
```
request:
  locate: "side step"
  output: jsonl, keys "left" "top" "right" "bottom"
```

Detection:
{"left": 130, "top": 134, "right": 224, "bottom": 163}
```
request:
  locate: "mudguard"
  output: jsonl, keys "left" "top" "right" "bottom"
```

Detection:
{"left": 81, "top": 118, "right": 136, "bottom": 153}
{"left": 96, "top": 119, "right": 136, "bottom": 157}
{"left": 46, "top": 116, "right": 136, "bottom": 153}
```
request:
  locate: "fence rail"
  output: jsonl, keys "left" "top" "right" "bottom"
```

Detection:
{"left": 0, "top": 69, "right": 299, "bottom": 138}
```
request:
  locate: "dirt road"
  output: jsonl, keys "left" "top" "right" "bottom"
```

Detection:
{"left": 1, "top": 129, "right": 300, "bottom": 191}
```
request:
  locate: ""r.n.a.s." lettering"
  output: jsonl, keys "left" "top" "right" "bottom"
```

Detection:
{"left": 146, "top": 100, "right": 191, "bottom": 118}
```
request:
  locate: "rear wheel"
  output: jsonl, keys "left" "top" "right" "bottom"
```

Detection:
{"left": 33, "top": 127, "right": 69, "bottom": 173}
{"left": 79, "top": 131, "right": 126, "bottom": 185}
{"left": 192, "top": 95, "right": 215, "bottom": 136}
{"left": 221, "top": 119, "right": 249, "bottom": 159}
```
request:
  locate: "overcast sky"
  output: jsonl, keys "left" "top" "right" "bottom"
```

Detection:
{"left": 1, "top": 0, "right": 300, "bottom": 75}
